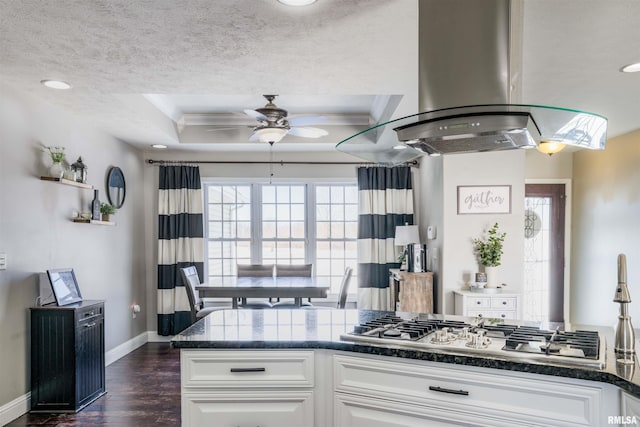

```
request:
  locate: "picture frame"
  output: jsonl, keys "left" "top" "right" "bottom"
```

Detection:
{"left": 457, "top": 185, "right": 511, "bottom": 214}
{"left": 47, "top": 268, "right": 83, "bottom": 306}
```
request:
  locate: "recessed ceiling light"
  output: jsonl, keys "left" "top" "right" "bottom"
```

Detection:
{"left": 40, "top": 79, "right": 72, "bottom": 90}
{"left": 151, "top": 144, "right": 168, "bottom": 149}
{"left": 621, "top": 62, "right": 640, "bottom": 73}
{"left": 393, "top": 144, "right": 407, "bottom": 150}
{"left": 278, "top": 0, "right": 317, "bottom": 6}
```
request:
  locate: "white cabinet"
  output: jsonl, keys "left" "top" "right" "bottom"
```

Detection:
{"left": 454, "top": 290, "right": 520, "bottom": 319}
{"left": 333, "top": 353, "right": 617, "bottom": 427}
{"left": 180, "top": 350, "right": 315, "bottom": 427}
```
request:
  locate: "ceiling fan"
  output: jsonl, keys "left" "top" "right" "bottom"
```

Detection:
{"left": 243, "top": 95, "right": 328, "bottom": 144}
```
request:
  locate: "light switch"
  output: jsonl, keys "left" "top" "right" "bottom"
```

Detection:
{"left": 427, "top": 225, "right": 436, "bottom": 240}
{"left": 0, "top": 253, "right": 6, "bottom": 270}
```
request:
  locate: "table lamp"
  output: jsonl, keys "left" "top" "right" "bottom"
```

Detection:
{"left": 395, "top": 224, "right": 420, "bottom": 271}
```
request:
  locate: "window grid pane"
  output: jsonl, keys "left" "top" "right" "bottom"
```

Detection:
{"left": 206, "top": 185, "right": 252, "bottom": 280}
{"left": 315, "top": 184, "right": 358, "bottom": 294}
{"left": 205, "top": 183, "right": 357, "bottom": 295}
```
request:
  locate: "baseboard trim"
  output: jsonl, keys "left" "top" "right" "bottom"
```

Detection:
{"left": 105, "top": 332, "right": 148, "bottom": 366}
{"left": 146, "top": 331, "right": 175, "bottom": 342}
{"left": 0, "top": 392, "right": 30, "bottom": 426}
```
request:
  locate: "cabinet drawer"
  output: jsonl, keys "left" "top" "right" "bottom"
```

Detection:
{"left": 491, "top": 297, "right": 517, "bottom": 310}
{"left": 181, "top": 350, "right": 314, "bottom": 389}
{"left": 334, "top": 355, "right": 602, "bottom": 426}
{"left": 466, "top": 310, "right": 517, "bottom": 320}
{"left": 183, "top": 391, "right": 314, "bottom": 427}
{"left": 468, "top": 297, "right": 491, "bottom": 308}
{"left": 76, "top": 304, "right": 104, "bottom": 325}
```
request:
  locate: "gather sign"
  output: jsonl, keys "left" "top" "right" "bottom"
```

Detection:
{"left": 457, "top": 185, "right": 511, "bottom": 214}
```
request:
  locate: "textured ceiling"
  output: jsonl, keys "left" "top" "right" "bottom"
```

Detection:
{"left": 0, "top": 0, "right": 638, "bottom": 152}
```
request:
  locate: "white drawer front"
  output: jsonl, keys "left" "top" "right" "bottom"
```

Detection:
{"left": 182, "top": 350, "right": 314, "bottom": 388}
{"left": 469, "top": 297, "right": 491, "bottom": 308}
{"left": 334, "top": 355, "right": 602, "bottom": 426}
{"left": 183, "top": 391, "right": 314, "bottom": 427}
{"left": 467, "top": 310, "right": 517, "bottom": 320}
{"left": 491, "top": 296, "right": 517, "bottom": 310}
{"left": 335, "top": 392, "right": 511, "bottom": 427}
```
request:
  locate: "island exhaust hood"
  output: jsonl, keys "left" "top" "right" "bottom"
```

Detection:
{"left": 336, "top": 0, "right": 607, "bottom": 164}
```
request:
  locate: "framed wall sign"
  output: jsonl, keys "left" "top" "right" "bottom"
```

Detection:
{"left": 457, "top": 185, "right": 511, "bottom": 214}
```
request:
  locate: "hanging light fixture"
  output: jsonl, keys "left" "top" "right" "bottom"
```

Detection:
{"left": 537, "top": 140, "right": 566, "bottom": 156}
{"left": 255, "top": 127, "right": 288, "bottom": 144}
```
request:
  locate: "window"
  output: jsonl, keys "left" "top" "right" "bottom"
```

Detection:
{"left": 204, "top": 182, "right": 357, "bottom": 294}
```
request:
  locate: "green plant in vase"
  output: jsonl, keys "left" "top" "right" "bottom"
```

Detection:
{"left": 44, "top": 146, "right": 66, "bottom": 178}
{"left": 473, "top": 222, "right": 506, "bottom": 288}
{"left": 99, "top": 202, "right": 116, "bottom": 222}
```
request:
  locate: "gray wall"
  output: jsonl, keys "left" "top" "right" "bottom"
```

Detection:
{"left": 0, "top": 86, "right": 147, "bottom": 409}
{"left": 572, "top": 130, "right": 640, "bottom": 326}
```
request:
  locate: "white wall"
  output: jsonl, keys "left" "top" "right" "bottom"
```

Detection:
{"left": 417, "top": 150, "right": 526, "bottom": 314}
{"left": 571, "top": 130, "right": 640, "bottom": 326}
{"left": 0, "top": 86, "right": 147, "bottom": 412}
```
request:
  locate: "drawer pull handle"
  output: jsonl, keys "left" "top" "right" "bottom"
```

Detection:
{"left": 501, "top": 314, "right": 506, "bottom": 318}
{"left": 502, "top": 301, "right": 507, "bottom": 305}
{"left": 230, "top": 367, "right": 266, "bottom": 373}
{"left": 84, "top": 322, "right": 96, "bottom": 328}
{"left": 84, "top": 311, "right": 95, "bottom": 317}
{"left": 476, "top": 301, "right": 481, "bottom": 305}
{"left": 429, "top": 386, "right": 469, "bottom": 396}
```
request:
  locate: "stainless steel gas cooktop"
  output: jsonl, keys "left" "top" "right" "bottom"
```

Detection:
{"left": 340, "top": 315, "right": 606, "bottom": 369}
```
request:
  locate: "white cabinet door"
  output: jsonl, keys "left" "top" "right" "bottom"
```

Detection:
{"left": 183, "top": 391, "right": 314, "bottom": 427}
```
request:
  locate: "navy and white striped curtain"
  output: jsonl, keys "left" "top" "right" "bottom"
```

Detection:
{"left": 357, "top": 166, "right": 414, "bottom": 310}
{"left": 157, "top": 165, "right": 204, "bottom": 335}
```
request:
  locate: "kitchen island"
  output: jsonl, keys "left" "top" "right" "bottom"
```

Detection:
{"left": 171, "top": 309, "right": 638, "bottom": 426}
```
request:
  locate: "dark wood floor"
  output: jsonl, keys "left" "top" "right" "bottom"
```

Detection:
{"left": 8, "top": 343, "right": 181, "bottom": 426}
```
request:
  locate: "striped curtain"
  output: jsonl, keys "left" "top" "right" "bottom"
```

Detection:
{"left": 357, "top": 166, "right": 414, "bottom": 310}
{"left": 157, "top": 166, "right": 204, "bottom": 335}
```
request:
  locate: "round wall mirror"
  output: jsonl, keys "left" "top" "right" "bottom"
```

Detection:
{"left": 106, "top": 166, "right": 126, "bottom": 208}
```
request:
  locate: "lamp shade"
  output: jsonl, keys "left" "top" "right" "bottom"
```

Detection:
{"left": 255, "top": 127, "right": 288, "bottom": 143}
{"left": 395, "top": 225, "right": 420, "bottom": 246}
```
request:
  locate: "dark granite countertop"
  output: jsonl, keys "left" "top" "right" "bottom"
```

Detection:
{"left": 171, "top": 309, "right": 640, "bottom": 397}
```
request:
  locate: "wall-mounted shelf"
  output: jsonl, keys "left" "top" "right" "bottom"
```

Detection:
{"left": 72, "top": 218, "right": 115, "bottom": 226}
{"left": 40, "top": 176, "right": 93, "bottom": 189}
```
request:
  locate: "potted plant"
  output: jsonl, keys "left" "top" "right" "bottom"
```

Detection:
{"left": 44, "top": 146, "right": 66, "bottom": 178}
{"left": 472, "top": 222, "right": 506, "bottom": 288}
{"left": 99, "top": 203, "right": 116, "bottom": 222}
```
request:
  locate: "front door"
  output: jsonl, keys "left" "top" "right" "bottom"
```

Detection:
{"left": 524, "top": 184, "right": 566, "bottom": 323}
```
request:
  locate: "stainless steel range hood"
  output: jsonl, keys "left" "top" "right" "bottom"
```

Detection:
{"left": 336, "top": 0, "right": 607, "bottom": 164}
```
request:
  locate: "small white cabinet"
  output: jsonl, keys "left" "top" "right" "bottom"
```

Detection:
{"left": 454, "top": 290, "right": 520, "bottom": 319}
{"left": 180, "top": 350, "right": 315, "bottom": 427}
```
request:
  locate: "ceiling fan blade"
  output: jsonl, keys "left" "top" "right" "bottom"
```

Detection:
{"left": 244, "top": 109, "right": 268, "bottom": 122}
{"left": 288, "top": 115, "right": 328, "bottom": 127}
{"left": 287, "top": 126, "right": 329, "bottom": 138}
{"left": 249, "top": 132, "right": 260, "bottom": 142}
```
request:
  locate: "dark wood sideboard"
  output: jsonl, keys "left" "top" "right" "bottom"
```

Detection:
{"left": 30, "top": 300, "right": 106, "bottom": 412}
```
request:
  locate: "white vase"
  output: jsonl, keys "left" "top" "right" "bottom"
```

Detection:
{"left": 484, "top": 266, "right": 498, "bottom": 288}
{"left": 49, "top": 161, "right": 64, "bottom": 179}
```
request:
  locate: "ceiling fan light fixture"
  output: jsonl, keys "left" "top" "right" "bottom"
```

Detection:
{"left": 537, "top": 140, "right": 566, "bottom": 156}
{"left": 277, "top": 0, "right": 317, "bottom": 6}
{"left": 255, "top": 127, "right": 288, "bottom": 143}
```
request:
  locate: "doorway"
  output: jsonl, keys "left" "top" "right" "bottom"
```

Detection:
{"left": 523, "top": 184, "right": 566, "bottom": 323}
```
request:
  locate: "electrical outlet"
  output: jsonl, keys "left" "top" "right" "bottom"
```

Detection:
{"left": 0, "top": 253, "right": 6, "bottom": 270}
{"left": 427, "top": 226, "right": 436, "bottom": 240}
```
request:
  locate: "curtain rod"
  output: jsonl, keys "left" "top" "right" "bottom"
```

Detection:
{"left": 146, "top": 159, "right": 419, "bottom": 166}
